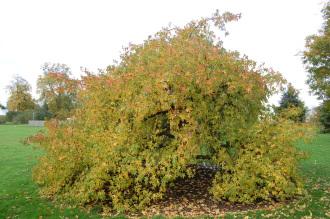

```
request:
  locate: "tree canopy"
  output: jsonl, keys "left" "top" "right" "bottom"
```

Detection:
{"left": 31, "top": 11, "right": 311, "bottom": 213}
{"left": 303, "top": 2, "right": 330, "bottom": 100}
{"left": 37, "top": 63, "right": 79, "bottom": 119}
{"left": 277, "top": 84, "right": 307, "bottom": 122}
{"left": 6, "top": 75, "right": 35, "bottom": 112}
{"left": 303, "top": 2, "right": 330, "bottom": 132}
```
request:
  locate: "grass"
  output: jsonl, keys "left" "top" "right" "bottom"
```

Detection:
{"left": 0, "top": 125, "right": 104, "bottom": 219}
{"left": 0, "top": 125, "right": 329, "bottom": 218}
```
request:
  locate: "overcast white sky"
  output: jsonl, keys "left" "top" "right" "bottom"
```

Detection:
{"left": 0, "top": 0, "right": 326, "bottom": 110}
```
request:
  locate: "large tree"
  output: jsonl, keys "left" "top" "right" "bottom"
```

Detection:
{"left": 6, "top": 75, "right": 35, "bottom": 112}
{"left": 37, "top": 63, "right": 79, "bottom": 119}
{"left": 303, "top": 2, "right": 330, "bottom": 131}
{"left": 276, "top": 84, "right": 307, "bottom": 122}
{"left": 31, "top": 12, "right": 311, "bottom": 212}
{"left": 303, "top": 2, "right": 330, "bottom": 100}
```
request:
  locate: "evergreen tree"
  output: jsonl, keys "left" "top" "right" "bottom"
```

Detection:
{"left": 277, "top": 84, "right": 307, "bottom": 122}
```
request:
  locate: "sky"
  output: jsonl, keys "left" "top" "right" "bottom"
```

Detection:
{"left": 0, "top": 0, "right": 327, "bottom": 111}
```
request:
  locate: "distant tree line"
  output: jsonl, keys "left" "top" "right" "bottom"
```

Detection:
{"left": 1, "top": 63, "right": 78, "bottom": 124}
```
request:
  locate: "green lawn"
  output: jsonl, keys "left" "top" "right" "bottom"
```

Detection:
{"left": 0, "top": 125, "right": 104, "bottom": 219}
{"left": 0, "top": 125, "right": 329, "bottom": 218}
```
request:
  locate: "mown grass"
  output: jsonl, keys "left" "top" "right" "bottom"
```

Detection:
{"left": 0, "top": 125, "right": 105, "bottom": 219}
{"left": 0, "top": 125, "right": 329, "bottom": 218}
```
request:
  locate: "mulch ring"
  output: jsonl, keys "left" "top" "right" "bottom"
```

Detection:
{"left": 125, "top": 164, "right": 283, "bottom": 218}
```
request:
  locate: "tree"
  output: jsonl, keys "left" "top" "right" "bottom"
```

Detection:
{"left": 303, "top": 2, "right": 330, "bottom": 100}
{"left": 34, "top": 102, "right": 52, "bottom": 120}
{"left": 303, "top": 2, "right": 330, "bottom": 131}
{"left": 276, "top": 84, "right": 307, "bottom": 122}
{"left": 0, "top": 104, "right": 5, "bottom": 110}
{"left": 37, "top": 63, "right": 79, "bottom": 119}
{"left": 319, "top": 100, "right": 330, "bottom": 132}
{"left": 6, "top": 75, "right": 35, "bottom": 112}
{"left": 31, "top": 12, "right": 311, "bottom": 212}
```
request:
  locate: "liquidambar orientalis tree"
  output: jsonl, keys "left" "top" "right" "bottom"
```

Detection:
{"left": 31, "top": 11, "right": 313, "bottom": 212}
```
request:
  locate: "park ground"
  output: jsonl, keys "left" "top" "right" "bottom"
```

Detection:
{"left": 0, "top": 125, "right": 329, "bottom": 218}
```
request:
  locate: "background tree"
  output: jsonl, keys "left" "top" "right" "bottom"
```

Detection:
{"left": 37, "top": 63, "right": 78, "bottom": 119}
{"left": 319, "top": 101, "right": 330, "bottom": 132}
{"left": 303, "top": 2, "right": 330, "bottom": 131}
{"left": 276, "top": 84, "right": 307, "bottom": 122}
{"left": 33, "top": 102, "right": 52, "bottom": 120}
{"left": 0, "top": 103, "right": 6, "bottom": 124}
{"left": 6, "top": 75, "right": 35, "bottom": 112}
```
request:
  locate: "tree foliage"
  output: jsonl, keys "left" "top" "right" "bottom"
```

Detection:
{"left": 31, "top": 12, "right": 312, "bottom": 212}
{"left": 318, "top": 100, "right": 330, "bottom": 132}
{"left": 303, "top": 2, "right": 330, "bottom": 132}
{"left": 6, "top": 75, "right": 35, "bottom": 112}
{"left": 303, "top": 2, "right": 330, "bottom": 100}
{"left": 276, "top": 84, "right": 307, "bottom": 122}
{"left": 37, "top": 63, "right": 79, "bottom": 119}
